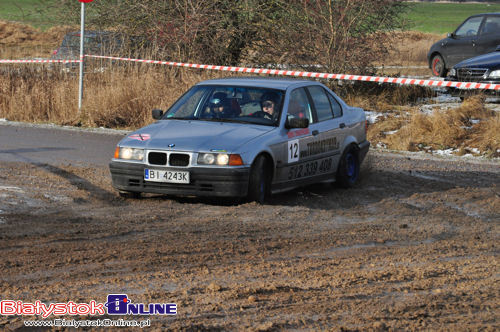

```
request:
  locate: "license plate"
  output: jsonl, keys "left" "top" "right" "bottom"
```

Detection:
{"left": 144, "top": 169, "right": 190, "bottom": 184}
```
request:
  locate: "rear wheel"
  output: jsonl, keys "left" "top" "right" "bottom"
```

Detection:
{"left": 336, "top": 146, "right": 360, "bottom": 188}
{"left": 248, "top": 155, "right": 271, "bottom": 204}
{"left": 431, "top": 54, "right": 447, "bottom": 77}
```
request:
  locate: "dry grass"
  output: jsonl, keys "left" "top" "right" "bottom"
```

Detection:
{"left": 343, "top": 84, "right": 434, "bottom": 111}
{"left": 0, "top": 62, "right": 234, "bottom": 129}
{"left": 384, "top": 31, "right": 444, "bottom": 66}
{"left": 369, "top": 95, "right": 500, "bottom": 157}
{"left": 0, "top": 20, "right": 72, "bottom": 58}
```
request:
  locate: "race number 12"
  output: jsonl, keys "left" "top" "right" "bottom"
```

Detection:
{"left": 288, "top": 139, "right": 299, "bottom": 163}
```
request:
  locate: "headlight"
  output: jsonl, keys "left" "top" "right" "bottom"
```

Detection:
{"left": 216, "top": 154, "right": 229, "bottom": 165}
{"left": 198, "top": 153, "right": 216, "bottom": 165}
{"left": 449, "top": 68, "right": 456, "bottom": 77}
{"left": 197, "top": 153, "right": 243, "bottom": 166}
{"left": 114, "top": 147, "right": 144, "bottom": 161}
{"left": 488, "top": 70, "right": 500, "bottom": 78}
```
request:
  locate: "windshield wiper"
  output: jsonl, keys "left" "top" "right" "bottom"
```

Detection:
{"left": 164, "top": 117, "right": 193, "bottom": 120}
{"left": 197, "top": 118, "right": 245, "bottom": 123}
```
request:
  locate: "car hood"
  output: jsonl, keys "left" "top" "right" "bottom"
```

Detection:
{"left": 454, "top": 52, "right": 500, "bottom": 69}
{"left": 119, "top": 120, "right": 275, "bottom": 152}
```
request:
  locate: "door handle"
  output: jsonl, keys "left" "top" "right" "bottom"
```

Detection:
{"left": 339, "top": 123, "right": 346, "bottom": 129}
{"left": 312, "top": 130, "right": 319, "bottom": 136}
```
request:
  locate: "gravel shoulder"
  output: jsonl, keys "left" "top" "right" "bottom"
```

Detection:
{"left": 0, "top": 150, "right": 499, "bottom": 330}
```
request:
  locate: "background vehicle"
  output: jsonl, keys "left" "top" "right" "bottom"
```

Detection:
{"left": 109, "top": 78, "right": 370, "bottom": 203}
{"left": 446, "top": 48, "right": 500, "bottom": 97}
{"left": 50, "top": 31, "right": 148, "bottom": 71}
{"left": 51, "top": 31, "right": 125, "bottom": 60}
{"left": 448, "top": 48, "right": 500, "bottom": 83}
{"left": 428, "top": 13, "right": 500, "bottom": 77}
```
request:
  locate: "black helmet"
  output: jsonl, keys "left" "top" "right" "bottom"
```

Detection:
{"left": 260, "top": 91, "right": 280, "bottom": 105}
{"left": 209, "top": 92, "right": 228, "bottom": 108}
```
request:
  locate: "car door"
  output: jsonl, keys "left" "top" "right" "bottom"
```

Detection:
{"left": 446, "top": 15, "right": 484, "bottom": 66}
{"left": 304, "top": 85, "right": 344, "bottom": 177}
{"left": 271, "top": 87, "right": 318, "bottom": 186}
{"left": 476, "top": 15, "right": 500, "bottom": 55}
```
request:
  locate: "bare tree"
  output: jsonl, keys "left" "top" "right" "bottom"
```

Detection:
{"left": 247, "top": 0, "right": 406, "bottom": 75}
{"left": 53, "top": 0, "right": 406, "bottom": 72}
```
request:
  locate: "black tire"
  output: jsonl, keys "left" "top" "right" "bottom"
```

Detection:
{"left": 247, "top": 155, "right": 271, "bottom": 204}
{"left": 336, "top": 145, "right": 360, "bottom": 188}
{"left": 431, "top": 54, "right": 447, "bottom": 77}
{"left": 118, "top": 191, "right": 141, "bottom": 199}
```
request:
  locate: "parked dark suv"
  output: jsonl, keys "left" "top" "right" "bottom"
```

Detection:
{"left": 427, "top": 13, "right": 500, "bottom": 77}
{"left": 51, "top": 31, "right": 126, "bottom": 61}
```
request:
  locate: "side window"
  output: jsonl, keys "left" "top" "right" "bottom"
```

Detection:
{"left": 455, "top": 16, "right": 483, "bottom": 38}
{"left": 288, "top": 88, "right": 314, "bottom": 124}
{"left": 327, "top": 93, "right": 343, "bottom": 118}
{"left": 307, "top": 86, "right": 333, "bottom": 122}
{"left": 481, "top": 16, "right": 500, "bottom": 35}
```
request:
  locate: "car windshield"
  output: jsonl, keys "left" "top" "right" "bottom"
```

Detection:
{"left": 162, "top": 85, "right": 284, "bottom": 126}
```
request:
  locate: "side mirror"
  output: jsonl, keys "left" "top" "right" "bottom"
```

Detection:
{"left": 152, "top": 109, "right": 163, "bottom": 120}
{"left": 447, "top": 32, "right": 455, "bottom": 39}
{"left": 285, "top": 117, "right": 309, "bottom": 129}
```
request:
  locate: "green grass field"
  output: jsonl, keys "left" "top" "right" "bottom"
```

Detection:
{"left": 1, "top": 1, "right": 500, "bottom": 34}
{"left": 0, "top": 0, "right": 57, "bottom": 29}
{"left": 403, "top": 2, "right": 500, "bottom": 34}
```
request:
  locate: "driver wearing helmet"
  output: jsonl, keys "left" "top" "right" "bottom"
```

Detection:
{"left": 203, "top": 92, "right": 232, "bottom": 118}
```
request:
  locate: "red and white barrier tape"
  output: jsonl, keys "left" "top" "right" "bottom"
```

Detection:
{"left": 2, "top": 54, "right": 499, "bottom": 90}
{"left": 85, "top": 55, "right": 500, "bottom": 91}
{"left": 0, "top": 59, "right": 81, "bottom": 64}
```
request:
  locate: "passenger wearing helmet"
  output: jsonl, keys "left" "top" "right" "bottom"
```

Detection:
{"left": 251, "top": 91, "right": 281, "bottom": 120}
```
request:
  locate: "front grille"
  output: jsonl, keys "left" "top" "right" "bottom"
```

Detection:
{"left": 457, "top": 68, "right": 488, "bottom": 81}
{"left": 169, "top": 153, "right": 190, "bottom": 166}
{"left": 129, "top": 179, "right": 141, "bottom": 187}
{"left": 148, "top": 152, "right": 167, "bottom": 165}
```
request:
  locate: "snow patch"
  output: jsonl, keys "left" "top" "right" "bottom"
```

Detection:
{"left": 364, "top": 111, "right": 384, "bottom": 124}
{"left": 432, "top": 148, "right": 457, "bottom": 156}
{"left": 0, "top": 186, "right": 24, "bottom": 193}
{"left": 431, "top": 94, "right": 462, "bottom": 103}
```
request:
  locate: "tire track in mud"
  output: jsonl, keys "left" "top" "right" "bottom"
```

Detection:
{"left": 0, "top": 151, "right": 498, "bottom": 330}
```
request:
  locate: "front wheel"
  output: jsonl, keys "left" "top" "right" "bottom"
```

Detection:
{"left": 336, "top": 146, "right": 360, "bottom": 188}
{"left": 431, "top": 54, "right": 447, "bottom": 77}
{"left": 248, "top": 155, "right": 271, "bottom": 204}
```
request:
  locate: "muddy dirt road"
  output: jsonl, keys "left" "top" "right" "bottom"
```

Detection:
{"left": 0, "top": 123, "right": 499, "bottom": 330}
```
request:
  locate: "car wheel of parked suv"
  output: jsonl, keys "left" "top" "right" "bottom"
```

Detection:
{"left": 431, "top": 54, "right": 447, "bottom": 77}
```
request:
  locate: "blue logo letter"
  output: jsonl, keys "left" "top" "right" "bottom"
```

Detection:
{"left": 105, "top": 294, "right": 129, "bottom": 315}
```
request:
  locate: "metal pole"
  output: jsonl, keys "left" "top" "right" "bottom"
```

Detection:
{"left": 78, "top": 2, "right": 85, "bottom": 111}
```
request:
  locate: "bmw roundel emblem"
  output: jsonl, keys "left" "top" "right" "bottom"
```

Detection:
{"left": 168, "top": 143, "right": 175, "bottom": 148}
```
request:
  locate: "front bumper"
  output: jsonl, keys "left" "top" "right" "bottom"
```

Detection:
{"left": 446, "top": 77, "right": 500, "bottom": 85}
{"left": 109, "top": 161, "right": 250, "bottom": 197}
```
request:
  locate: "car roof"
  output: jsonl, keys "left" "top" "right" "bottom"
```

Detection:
{"left": 469, "top": 13, "right": 500, "bottom": 17}
{"left": 196, "top": 77, "right": 318, "bottom": 90}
